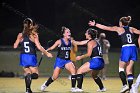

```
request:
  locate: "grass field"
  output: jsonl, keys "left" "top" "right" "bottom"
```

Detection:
{"left": 0, "top": 77, "right": 139, "bottom": 93}
{"left": 0, "top": 49, "right": 140, "bottom": 93}
{"left": 0, "top": 50, "right": 140, "bottom": 77}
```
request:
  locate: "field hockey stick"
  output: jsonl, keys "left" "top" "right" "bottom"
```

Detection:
{"left": 38, "top": 40, "right": 53, "bottom": 67}
{"left": 38, "top": 52, "right": 44, "bottom": 67}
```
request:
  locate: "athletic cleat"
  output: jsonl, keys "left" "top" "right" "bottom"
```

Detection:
{"left": 130, "top": 84, "right": 138, "bottom": 93}
{"left": 71, "top": 88, "right": 77, "bottom": 92}
{"left": 97, "top": 87, "right": 106, "bottom": 92}
{"left": 40, "top": 81, "right": 47, "bottom": 91}
{"left": 75, "top": 88, "right": 84, "bottom": 92}
{"left": 120, "top": 85, "right": 129, "bottom": 93}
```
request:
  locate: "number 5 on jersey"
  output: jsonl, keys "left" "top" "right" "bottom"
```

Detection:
{"left": 65, "top": 51, "right": 69, "bottom": 58}
{"left": 24, "top": 42, "right": 30, "bottom": 53}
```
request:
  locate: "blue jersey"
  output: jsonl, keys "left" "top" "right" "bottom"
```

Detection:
{"left": 19, "top": 35, "right": 37, "bottom": 67}
{"left": 87, "top": 39, "right": 104, "bottom": 70}
{"left": 119, "top": 26, "right": 135, "bottom": 45}
{"left": 20, "top": 35, "right": 36, "bottom": 55}
{"left": 54, "top": 38, "right": 72, "bottom": 69}
{"left": 119, "top": 26, "right": 137, "bottom": 62}
{"left": 89, "top": 39, "right": 102, "bottom": 58}
{"left": 57, "top": 38, "right": 71, "bottom": 60}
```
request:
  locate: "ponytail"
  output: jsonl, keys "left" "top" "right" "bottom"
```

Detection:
{"left": 120, "top": 16, "right": 132, "bottom": 26}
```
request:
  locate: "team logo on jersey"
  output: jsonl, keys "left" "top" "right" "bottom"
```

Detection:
{"left": 61, "top": 47, "right": 71, "bottom": 50}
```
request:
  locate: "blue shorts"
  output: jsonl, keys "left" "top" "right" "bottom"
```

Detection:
{"left": 54, "top": 57, "right": 71, "bottom": 69}
{"left": 20, "top": 54, "right": 37, "bottom": 67}
{"left": 89, "top": 57, "right": 104, "bottom": 70}
{"left": 120, "top": 45, "right": 137, "bottom": 62}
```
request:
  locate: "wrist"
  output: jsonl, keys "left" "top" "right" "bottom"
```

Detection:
{"left": 81, "top": 54, "right": 87, "bottom": 59}
{"left": 46, "top": 51, "right": 50, "bottom": 54}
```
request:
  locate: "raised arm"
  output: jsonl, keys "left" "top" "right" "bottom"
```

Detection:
{"left": 46, "top": 40, "right": 60, "bottom": 51}
{"left": 131, "top": 27, "right": 140, "bottom": 35}
{"left": 88, "top": 20, "right": 120, "bottom": 32}
{"left": 13, "top": 33, "right": 22, "bottom": 48}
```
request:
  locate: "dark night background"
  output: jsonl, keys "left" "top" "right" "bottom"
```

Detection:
{"left": 0, "top": 0, "right": 140, "bottom": 48}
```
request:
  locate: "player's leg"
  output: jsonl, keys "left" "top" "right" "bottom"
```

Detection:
{"left": 119, "top": 61, "right": 127, "bottom": 86}
{"left": 29, "top": 67, "right": 39, "bottom": 79}
{"left": 65, "top": 62, "right": 76, "bottom": 91}
{"left": 119, "top": 61, "right": 129, "bottom": 93}
{"left": 91, "top": 70, "right": 106, "bottom": 92}
{"left": 68, "top": 61, "right": 77, "bottom": 80}
{"left": 40, "top": 67, "right": 61, "bottom": 91}
{"left": 126, "top": 60, "right": 134, "bottom": 89}
{"left": 23, "top": 67, "right": 32, "bottom": 93}
{"left": 76, "top": 62, "right": 91, "bottom": 91}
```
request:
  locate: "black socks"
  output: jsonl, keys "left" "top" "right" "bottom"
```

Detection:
{"left": 127, "top": 74, "right": 134, "bottom": 89}
{"left": 94, "top": 76, "right": 104, "bottom": 89}
{"left": 119, "top": 71, "right": 127, "bottom": 86}
{"left": 25, "top": 73, "right": 32, "bottom": 91}
{"left": 71, "top": 75, "right": 77, "bottom": 88}
{"left": 45, "top": 77, "right": 54, "bottom": 86}
{"left": 77, "top": 74, "right": 83, "bottom": 89}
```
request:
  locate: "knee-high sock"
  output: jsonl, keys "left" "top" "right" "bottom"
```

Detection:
{"left": 77, "top": 74, "right": 83, "bottom": 89}
{"left": 127, "top": 74, "right": 134, "bottom": 89}
{"left": 119, "top": 71, "right": 127, "bottom": 86}
{"left": 45, "top": 77, "right": 54, "bottom": 87}
{"left": 25, "top": 73, "right": 32, "bottom": 90}
{"left": 94, "top": 76, "right": 104, "bottom": 89}
{"left": 71, "top": 75, "right": 77, "bottom": 88}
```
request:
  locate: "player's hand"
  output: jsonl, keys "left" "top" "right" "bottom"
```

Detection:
{"left": 88, "top": 20, "right": 96, "bottom": 26}
{"left": 76, "top": 56, "right": 82, "bottom": 60}
{"left": 45, "top": 51, "right": 53, "bottom": 58}
{"left": 47, "top": 52, "right": 53, "bottom": 58}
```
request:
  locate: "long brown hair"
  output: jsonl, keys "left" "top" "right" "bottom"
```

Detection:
{"left": 119, "top": 16, "right": 131, "bottom": 26}
{"left": 22, "top": 18, "right": 38, "bottom": 37}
